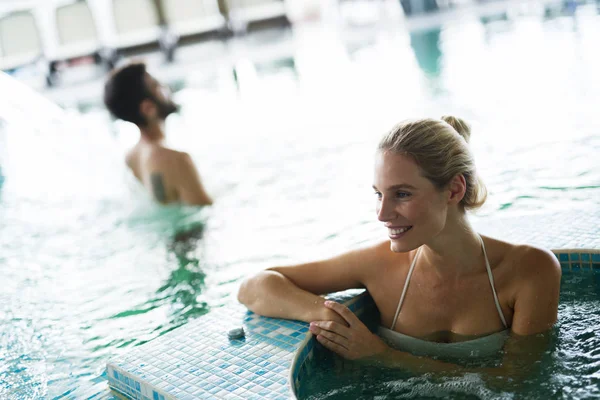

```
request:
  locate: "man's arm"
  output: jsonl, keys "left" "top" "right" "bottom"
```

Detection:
{"left": 176, "top": 153, "right": 213, "bottom": 206}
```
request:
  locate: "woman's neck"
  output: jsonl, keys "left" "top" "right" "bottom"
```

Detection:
{"left": 420, "top": 213, "right": 484, "bottom": 278}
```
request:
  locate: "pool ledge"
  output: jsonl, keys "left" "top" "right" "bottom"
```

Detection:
{"left": 106, "top": 289, "right": 367, "bottom": 400}
{"left": 106, "top": 208, "right": 600, "bottom": 399}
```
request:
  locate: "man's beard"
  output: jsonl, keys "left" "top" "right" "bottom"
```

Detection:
{"left": 156, "top": 99, "right": 180, "bottom": 120}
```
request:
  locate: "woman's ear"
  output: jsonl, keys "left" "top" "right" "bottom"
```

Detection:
{"left": 447, "top": 174, "right": 467, "bottom": 205}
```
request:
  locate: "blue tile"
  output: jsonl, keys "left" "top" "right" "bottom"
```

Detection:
{"left": 570, "top": 253, "right": 580, "bottom": 261}
{"left": 582, "top": 253, "right": 591, "bottom": 262}
{"left": 572, "top": 263, "right": 581, "bottom": 270}
{"left": 559, "top": 253, "right": 569, "bottom": 261}
{"left": 254, "top": 377, "right": 267, "bottom": 384}
{"left": 592, "top": 254, "right": 600, "bottom": 262}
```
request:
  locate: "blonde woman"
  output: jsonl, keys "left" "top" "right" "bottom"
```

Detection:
{"left": 238, "top": 117, "right": 560, "bottom": 374}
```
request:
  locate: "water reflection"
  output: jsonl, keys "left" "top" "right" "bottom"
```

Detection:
{"left": 233, "top": 55, "right": 298, "bottom": 93}
{"left": 410, "top": 29, "right": 442, "bottom": 77}
{"left": 255, "top": 56, "right": 297, "bottom": 79}
{"left": 157, "top": 222, "right": 209, "bottom": 328}
{"left": 1, "top": 5, "right": 600, "bottom": 398}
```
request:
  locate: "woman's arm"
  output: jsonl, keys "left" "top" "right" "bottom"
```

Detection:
{"left": 509, "top": 246, "right": 561, "bottom": 335}
{"left": 237, "top": 270, "right": 346, "bottom": 323}
{"left": 237, "top": 241, "right": 390, "bottom": 323}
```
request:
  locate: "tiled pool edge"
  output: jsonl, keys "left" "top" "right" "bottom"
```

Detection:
{"left": 289, "top": 249, "right": 600, "bottom": 399}
{"left": 105, "top": 291, "right": 367, "bottom": 400}
{"left": 107, "top": 250, "right": 600, "bottom": 400}
{"left": 289, "top": 291, "right": 378, "bottom": 400}
{"left": 106, "top": 209, "right": 600, "bottom": 399}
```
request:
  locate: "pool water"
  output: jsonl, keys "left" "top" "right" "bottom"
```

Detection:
{"left": 301, "top": 270, "right": 600, "bottom": 400}
{"left": 1, "top": 3, "right": 600, "bottom": 399}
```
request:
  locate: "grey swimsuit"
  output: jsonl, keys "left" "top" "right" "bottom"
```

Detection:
{"left": 377, "top": 235, "right": 509, "bottom": 358}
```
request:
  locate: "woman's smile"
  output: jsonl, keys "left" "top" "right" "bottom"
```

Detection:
{"left": 387, "top": 226, "right": 413, "bottom": 239}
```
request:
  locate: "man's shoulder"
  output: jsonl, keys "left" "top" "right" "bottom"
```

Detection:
{"left": 148, "top": 146, "right": 190, "bottom": 165}
{"left": 145, "top": 148, "right": 198, "bottom": 184}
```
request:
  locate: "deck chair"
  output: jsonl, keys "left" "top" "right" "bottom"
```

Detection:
{"left": 47, "top": 1, "right": 116, "bottom": 86}
{"left": 161, "top": 0, "right": 226, "bottom": 38}
{"left": 54, "top": 1, "right": 102, "bottom": 62}
{"left": 226, "top": 0, "right": 288, "bottom": 30}
{"left": 112, "top": 0, "right": 163, "bottom": 50}
{"left": 0, "top": 11, "right": 43, "bottom": 71}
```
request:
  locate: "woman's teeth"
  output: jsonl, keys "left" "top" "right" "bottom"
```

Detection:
{"left": 390, "top": 227, "right": 411, "bottom": 235}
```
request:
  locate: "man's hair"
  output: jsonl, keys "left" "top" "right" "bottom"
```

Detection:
{"left": 104, "top": 62, "right": 150, "bottom": 126}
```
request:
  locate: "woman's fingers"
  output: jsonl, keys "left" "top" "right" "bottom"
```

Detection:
{"left": 310, "top": 320, "right": 351, "bottom": 339}
{"left": 324, "top": 301, "right": 361, "bottom": 327}
{"left": 316, "top": 334, "right": 350, "bottom": 358}
{"left": 310, "top": 324, "right": 350, "bottom": 349}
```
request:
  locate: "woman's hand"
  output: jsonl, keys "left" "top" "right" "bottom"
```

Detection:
{"left": 309, "top": 300, "right": 389, "bottom": 360}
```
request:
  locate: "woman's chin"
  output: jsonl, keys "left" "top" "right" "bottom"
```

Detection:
{"left": 389, "top": 239, "right": 417, "bottom": 253}
{"left": 390, "top": 240, "right": 412, "bottom": 253}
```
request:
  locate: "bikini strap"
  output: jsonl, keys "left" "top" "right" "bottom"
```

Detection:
{"left": 390, "top": 247, "right": 421, "bottom": 330}
{"left": 479, "top": 235, "right": 508, "bottom": 328}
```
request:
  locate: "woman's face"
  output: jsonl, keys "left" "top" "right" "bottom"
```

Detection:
{"left": 373, "top": 151, "right": 449, "bottom": 253}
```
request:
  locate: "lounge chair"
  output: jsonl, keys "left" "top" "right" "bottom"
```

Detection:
{"left": 160, "top": 0, "right": 226, "bottom": 39}
{"left": 226, "top": 0, "right": 289, "bottom": 33}
{"left": 111, "top": 0, "right": 175, "bottom": 61}
{"left": 0, "top": 10, "right": 43, "bottom": 72}
{"left": 47, "top": 0, "right": 116, "bottom": 86}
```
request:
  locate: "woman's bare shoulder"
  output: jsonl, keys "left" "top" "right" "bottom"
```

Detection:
{"left": 357, "top": 240, "right": 414, "bottom": 285}
{"left": 484, "top": 235, "right": 561, "bottom": 282}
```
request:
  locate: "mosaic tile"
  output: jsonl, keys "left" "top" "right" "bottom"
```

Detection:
{"left": 107, "top": 209, "right": 599, "bottom": 399}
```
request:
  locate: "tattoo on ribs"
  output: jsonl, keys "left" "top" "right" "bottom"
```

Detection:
{"left": 150, "top": 173, "right": 167, "bottom": 203}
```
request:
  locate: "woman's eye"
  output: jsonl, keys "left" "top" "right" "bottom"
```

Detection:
{"left": 374, "top": 191, "right": 382, "bottom": 200}
{"left": 396, "top": 191, "right": 411, "bottom": 199}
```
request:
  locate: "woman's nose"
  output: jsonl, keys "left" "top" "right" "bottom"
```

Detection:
{"left": 377, "top": 197, "right": 395, "bottom": 222}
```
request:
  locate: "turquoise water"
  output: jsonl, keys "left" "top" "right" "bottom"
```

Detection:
{"left": 301, "top": 270, "right": 600, "bottom": 399}
{"left": 1, "top": 3, "right": 600, "bottom": 399}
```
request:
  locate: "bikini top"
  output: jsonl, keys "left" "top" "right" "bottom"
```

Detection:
{"left": 377, "top": 235, "right": 509, "bottom": 358}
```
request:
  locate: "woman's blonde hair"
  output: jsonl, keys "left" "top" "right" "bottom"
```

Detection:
{"left": 377, "top": 116, "right": 487, "bottom": 211}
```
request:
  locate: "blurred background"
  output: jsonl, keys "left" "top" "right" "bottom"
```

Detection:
{"left": 1, "top": 0, "right": 599, "bottom": 399}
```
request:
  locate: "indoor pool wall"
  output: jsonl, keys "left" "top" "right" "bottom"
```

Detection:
{"left": 106, "top": 208, "right": 600, "bottom": 399}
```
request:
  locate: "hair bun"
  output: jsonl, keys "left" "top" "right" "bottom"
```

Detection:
{"left": 441, "top": 115, "right": 471, "bottom": 143}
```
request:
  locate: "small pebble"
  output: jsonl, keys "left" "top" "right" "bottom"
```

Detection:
{"left": 228, "top": 327, "right": 245, "bottom": 340}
